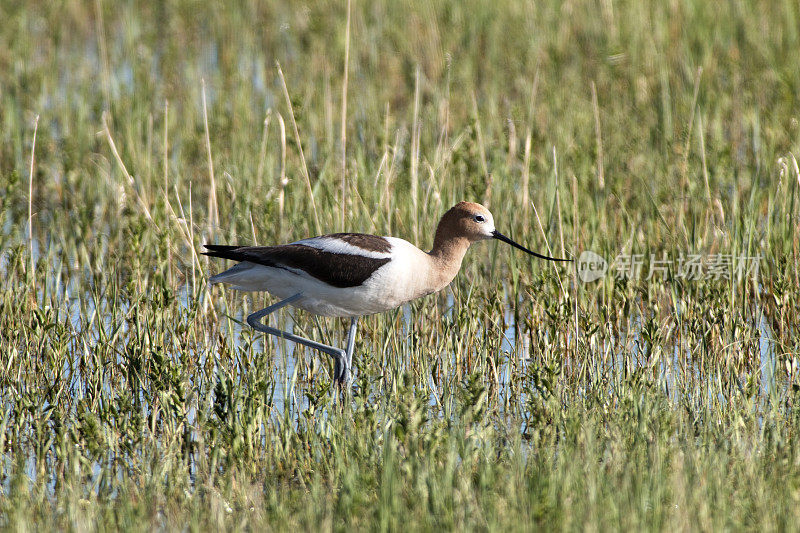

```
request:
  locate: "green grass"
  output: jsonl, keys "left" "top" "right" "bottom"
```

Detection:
{"left": 1, "top": 0, "right": 800, "bottom": 530}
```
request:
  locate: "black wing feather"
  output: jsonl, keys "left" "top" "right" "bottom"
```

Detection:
{"left": 203, "top": 243, "right": 391, "bottom": 288}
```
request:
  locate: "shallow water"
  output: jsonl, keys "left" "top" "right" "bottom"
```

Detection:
{"left": 33, "top": 272, "right": 788, "bottom": 420}
{"left": 3, "top": 266, "right": 793, "bottom": 497}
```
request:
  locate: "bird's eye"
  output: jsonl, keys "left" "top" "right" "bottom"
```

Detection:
{"left": 474, "top": 215, "right": 485, "bottom": 223}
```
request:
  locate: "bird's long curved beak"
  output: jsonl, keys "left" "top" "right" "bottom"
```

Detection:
{"left": 492, "top": 230, "right": 572, "bottom": 262}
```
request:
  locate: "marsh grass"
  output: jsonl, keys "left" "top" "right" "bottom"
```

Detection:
{"left": 1, "top": 0, "right": 799, "bottom": 530}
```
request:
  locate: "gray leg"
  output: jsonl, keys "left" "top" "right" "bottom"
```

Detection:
{"left": 246, "top": 293, "right": 353, "bottom": 384}
{"left": 340, "top": 317, "right": 359, "bottom": 384}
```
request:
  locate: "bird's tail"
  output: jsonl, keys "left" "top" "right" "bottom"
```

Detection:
{"left": 202, "top": 244, "right": 245, "bottom": 262}
{"left": 203, "top": 244, "right": 246, "bottom": 285}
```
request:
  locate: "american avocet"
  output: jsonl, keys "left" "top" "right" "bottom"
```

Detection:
{"left": 204, "top": 201, "right": 570, "bottom": 384}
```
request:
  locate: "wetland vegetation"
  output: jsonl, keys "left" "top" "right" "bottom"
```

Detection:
{"left": 1, "top": 0, "right": 799, "bottom": 530}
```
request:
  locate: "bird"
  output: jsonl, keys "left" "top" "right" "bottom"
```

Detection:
{"left": 204, "top": 201, "right": 571, "bottom": 385}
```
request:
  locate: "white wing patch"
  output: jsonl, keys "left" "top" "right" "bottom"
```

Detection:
{"left": 292, "top": 236, "right": 393, "bottom": 258}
